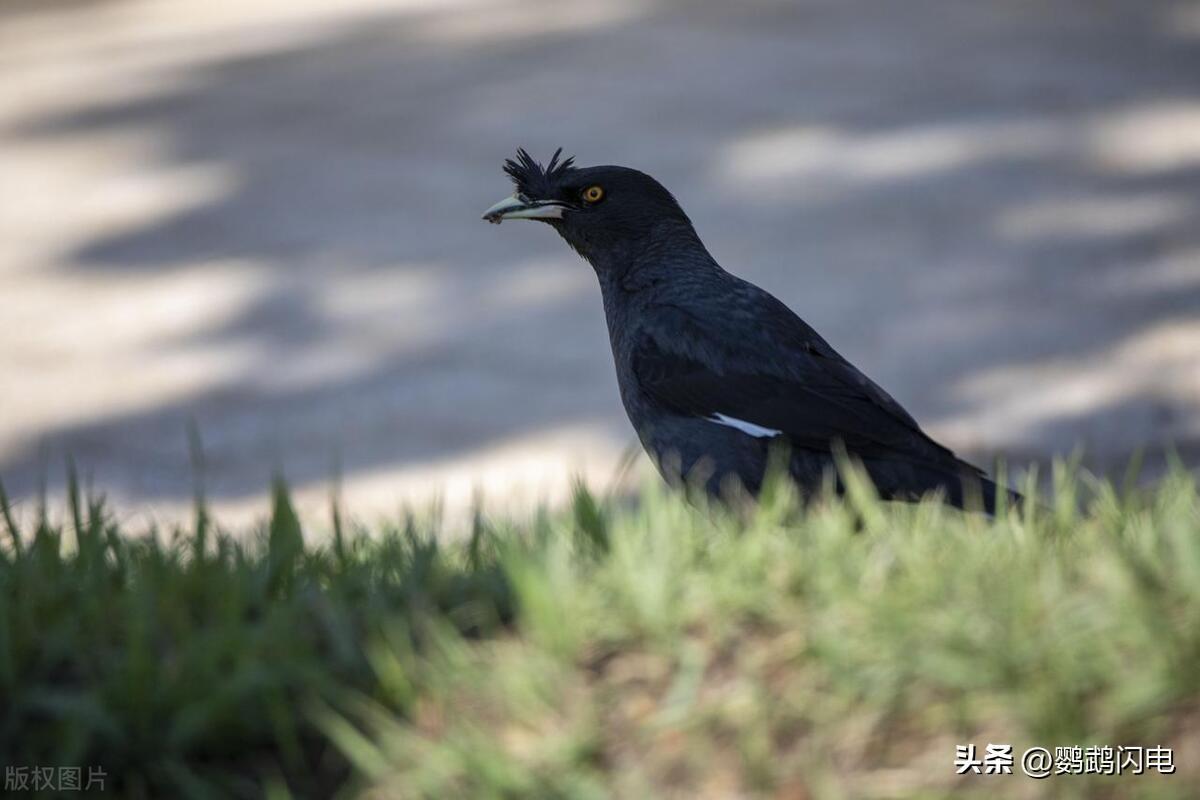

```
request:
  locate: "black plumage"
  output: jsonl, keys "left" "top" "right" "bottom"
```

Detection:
{"left": 484, "top": 149, "right": 1018, "bottom": 512}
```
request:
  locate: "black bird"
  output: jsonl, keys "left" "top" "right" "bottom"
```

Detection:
{"left": 483, "top": 149, "right": 1017, "bottom": 512}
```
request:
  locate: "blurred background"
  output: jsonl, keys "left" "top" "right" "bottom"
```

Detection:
{"left": 1, "top": 0, "right": 1198, "bottom": 526}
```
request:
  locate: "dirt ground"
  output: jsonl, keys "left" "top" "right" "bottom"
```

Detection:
{"left": 2, "top": 0, "right": 1198, "bottom": 527}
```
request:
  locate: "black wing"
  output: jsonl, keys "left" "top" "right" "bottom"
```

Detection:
{"left": 632, "top": 304, "right": 960, "bottom": 463}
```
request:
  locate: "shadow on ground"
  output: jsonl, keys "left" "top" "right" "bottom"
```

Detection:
{"left": 1, "top": 0, "right": 1198, "bottom": 515}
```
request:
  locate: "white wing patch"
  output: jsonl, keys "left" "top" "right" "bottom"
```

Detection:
{"left": 708, "top": 413, "right": 782, "bottom": 439}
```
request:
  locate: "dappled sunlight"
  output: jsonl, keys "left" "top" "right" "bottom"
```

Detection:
{"left": 263, "top": 263, "right": 450, "bottom": 391}
{"left": 935, "top": 319, "right": 1200, "bottom": 457}
{"left": 717, "top": 118, "right": 1059, "bottom": 195}
{"left": 414, "top": 0, "right": 644, "bottom": 46}
{"left": 487, "top": 257, "right": 595, "bottom": 310}
{"left": 717, "top": 98, "right": 1200, "bottom": 202}
{"left": 313, "top": 420, "right": 636, "bottom": 530}
{"left": 1085, "top": 101, "right": 1200, "bottom": 174}
{"left": 43, "top": 419, "right": 639, "bottom": 532}
{"left": 0, "top": 259, "right": 269, "bottom": 438}
{"left": 1162, "top": 0, "right": 1200, "bottom": 40}
{"left": 1096, "top": 246, "right": 1200, "bottom": 296}
{"left": 994, "top": 191, "right": 1194, "bottom": 242}
{"left": 0, "top": 149, "right": 239, "bottom": 268}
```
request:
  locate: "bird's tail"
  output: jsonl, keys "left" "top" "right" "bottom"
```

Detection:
{"left": 868, "top": 459, "right": 1023, "bottom": 516}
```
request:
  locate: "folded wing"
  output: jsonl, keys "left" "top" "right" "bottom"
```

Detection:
{"left": 632, "top": 302, "right": 976, "bottom": 474}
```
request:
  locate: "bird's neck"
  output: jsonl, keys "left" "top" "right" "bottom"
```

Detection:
{"left": 585, "top": 219, "right": 721, "bottom": 293}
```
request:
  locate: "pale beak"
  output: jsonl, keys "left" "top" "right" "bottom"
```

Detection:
{"left": 482, "top": 194, "right": 568, "bottom": 224}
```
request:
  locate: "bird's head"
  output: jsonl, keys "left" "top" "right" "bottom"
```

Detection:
{"left": 482, "top": 148, "right": 695, "bottom": 267}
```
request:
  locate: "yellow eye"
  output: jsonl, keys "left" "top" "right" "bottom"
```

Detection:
{"left": 582, "top": 185, "right": 604, "bottom": 203}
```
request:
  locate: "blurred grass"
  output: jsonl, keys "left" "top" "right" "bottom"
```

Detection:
{"left": 1, "top": 462, "right": 1198, "bottom": 798}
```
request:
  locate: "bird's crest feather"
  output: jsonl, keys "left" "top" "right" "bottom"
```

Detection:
{"left": 503, "top": 147, "right": 576, "bottom": 200}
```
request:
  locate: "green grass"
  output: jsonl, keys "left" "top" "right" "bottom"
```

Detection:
{"left": 1, "top": 462, "right": 1198, "bottom": 799}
